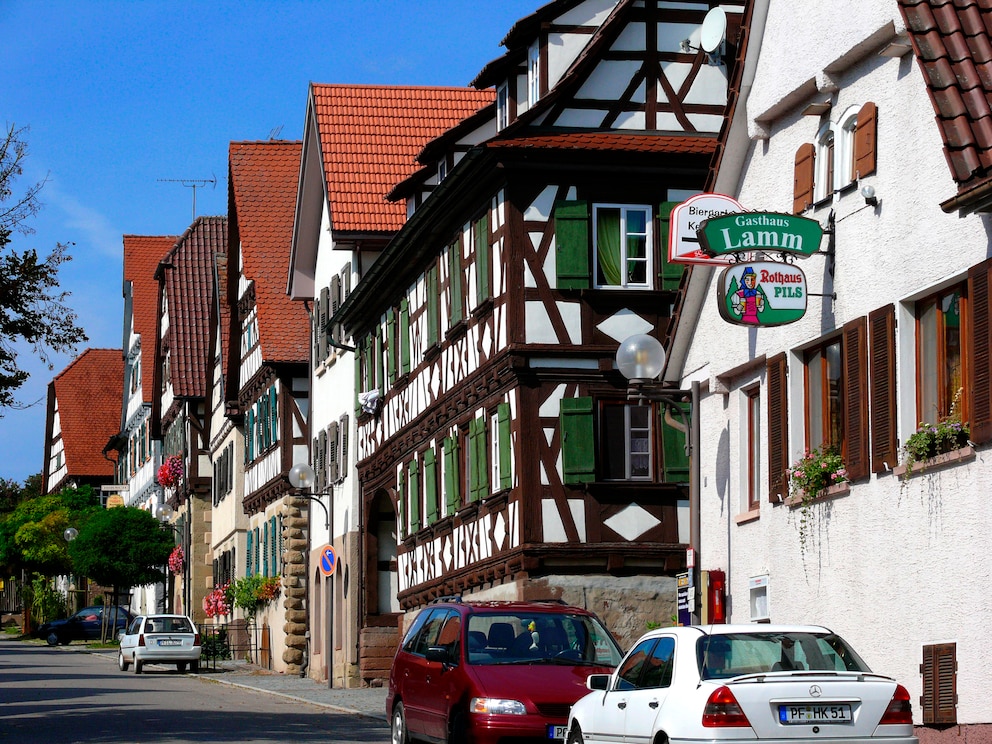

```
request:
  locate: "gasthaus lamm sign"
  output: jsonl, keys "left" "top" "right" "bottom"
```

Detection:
{"left": 716, "top": 261, "right": 808, "bottom": 327}
{"left": 697, "top": 212, "right": 823, "bottom": 257}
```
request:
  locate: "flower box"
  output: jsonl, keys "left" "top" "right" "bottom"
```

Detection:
{"left": 784, "top": 481, "right": 850, "bottom": 508}
{"left": 893, "top": 445, "right": 975, "bottom": 479}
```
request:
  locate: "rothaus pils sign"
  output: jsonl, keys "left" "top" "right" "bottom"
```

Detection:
{"left": 717, "top": 262, "right": 807, "bottom": 327}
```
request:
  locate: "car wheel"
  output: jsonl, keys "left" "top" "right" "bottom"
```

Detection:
{"left": 567, "top": 724, "right": 583, "bottom": 744}
{"left": 134, "top": 659, "right": 142, "bottom": 675}
{"left": 190, "top": 660, "right": 199, "bottom": 673}
{"left": 46, "top": 632, "right": 59, "bottom": 647}
{"left": 391, "top": 702, "right": 408, "bottom": 744}
{"left": 118, "top": 651, "right": 129, "bottom": 671}
{"left": 448, "top": 711, "right": 469, "bottom": 744}
{"left": 177, "top": 662, "right": 187, "bottom": 673}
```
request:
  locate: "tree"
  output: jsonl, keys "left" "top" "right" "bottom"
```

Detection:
{"left": 0, "top": 124, "right": 87, "bottom": 412}
{"left": 68, "top": 507, "right": 174, "bottom": 604}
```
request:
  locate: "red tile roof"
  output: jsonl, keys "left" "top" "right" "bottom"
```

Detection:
{"left": 899, "top": 0, "right": 992, "bottom": 209}
{"left": 229, "top": 140, "right": 310, "bottom": 364}
{"left": 311, "top": 84, "right": 494, "bottom": 232}
{"left": 487, "top": 131, "right": 719, "bottom": 154}
{"left": 50, "top": 348, "right": 124, "bottom": 480}
{"left": 124, "top": 235, "right": 177, "bottom": 400}
{"left": 159, "top": 216, "right": 226, "bottom": 399}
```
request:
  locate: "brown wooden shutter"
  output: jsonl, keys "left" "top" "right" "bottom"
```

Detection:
{"left": 842, "top": 317, "right": 869, "bottom": 481}
{"left": 968, "top": 258, "right": 992, "bottom": 443}
{"left": 869, "top": 304, "right": 898, "bottom": 473}
{"left": 766, "top": 353, "right": 789, "bottom": 501}
{"left": 921, "top": 643, "right": 957, "bottom": 725}
{"left": 854, "top": 102, "right": 878, "bottom": 179}
{"left": 793, "top": 143, "right": 815, "bottom": 214}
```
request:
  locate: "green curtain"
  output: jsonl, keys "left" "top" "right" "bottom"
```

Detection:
{"left": 597, "top": 208, "right": 622, "bottom": 286}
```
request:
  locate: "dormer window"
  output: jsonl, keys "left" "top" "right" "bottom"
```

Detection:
{"left": 496, "top": 82, "right": 509, "bottom": 131}
{"left": 438, "top": 158, "right": 448, "bottom": 183}
{"left": 527, "top": 42, "right": 540, "bottom": 107}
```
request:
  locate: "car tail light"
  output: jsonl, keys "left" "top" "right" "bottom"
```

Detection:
{"left": 879, "top": 685, "right": 913, "bottom": 725}
{"left": 703, "top": 686, "right": 752, "bottom": 727}
{"left": 138, "top": 634, "right": 145, "bottom": 647}
{"left": 194, "top": 632, "right": 201, "bottom": 646}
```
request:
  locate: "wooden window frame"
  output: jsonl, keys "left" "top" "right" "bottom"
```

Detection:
{"left": 803, "top": 336, "right": 844, "bottom": 454}
{"left": 592, "top": 204, "right": 653, "bottom": 290}
{"left": 599, "top": 400, "right": 656, "bottom": 481}
{"left": 745, "top": 386, "right": 761, "bottom": 510}
{"left": 915, "top": 283, "right": 968, "bottom": 425}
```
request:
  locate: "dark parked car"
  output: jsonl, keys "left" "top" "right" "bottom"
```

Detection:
{"left": 37, "top": 605, "right": 134, "bottom": 646}
{"left": 386, "top": 597, "right": 623, "bottom": 744}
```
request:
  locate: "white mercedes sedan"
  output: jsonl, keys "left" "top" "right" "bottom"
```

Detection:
{"left": 118, "top": 614, "right": 202, "bottom": 674}
{"left": 566, "top": 624, "right": 917, "bottom": 744}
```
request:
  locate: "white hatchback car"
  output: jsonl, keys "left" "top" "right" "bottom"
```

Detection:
{"left": 567, "top": 624, "right": 918, "bottom": 744}
{"left": 118, "top": 614, "right": 202, "bottom": 674}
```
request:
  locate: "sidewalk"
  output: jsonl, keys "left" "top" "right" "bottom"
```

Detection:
{"left": 84, "top": 645, "right": 389, "bottom": 720}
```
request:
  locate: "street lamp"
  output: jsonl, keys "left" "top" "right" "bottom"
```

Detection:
{"left": 288, "top": 463, "right": 330, "bottom": 530}
{"left": 616, "top": 334, "right": 701, "bottom": 624}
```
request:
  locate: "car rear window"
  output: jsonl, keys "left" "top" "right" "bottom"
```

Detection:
{"left": 697, "top": 632, "right": 871, "bottom": 679}
{"left": 466, "top": 612, "right": 621, "bottom": 667}
{"left": 145, "top": 617, "right": 194, "bottom": 633}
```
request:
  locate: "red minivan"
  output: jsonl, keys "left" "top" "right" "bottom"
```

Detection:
{"left": 387, "top": 597, "right": 623, "bottom": 744}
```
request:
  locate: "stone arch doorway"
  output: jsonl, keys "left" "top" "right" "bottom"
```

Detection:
{"left": 365, "top": 488, "right": 399, "bottom": 615}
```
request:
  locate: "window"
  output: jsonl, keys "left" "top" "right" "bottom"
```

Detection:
{"left": 448, "top": 241, "right": 464, "bottom": 326}
{"left": 916, "top": 284, "right": 966, "bottom": 424}
{"left": 745, "top": 387, "right": 761, "bottom": 510}
{"left": 594, "top": 205, "right": 652, "bottom": 288}
{"left": 490, "top": 403, "right": 512, "bottom": 493}
{"left": 804, "top": 338, "right": 843, "bottom": 452}
{"left": 496, "top": 82, "right": 509, "bottom": 131}
{"left": 814, "top": 126, "right": 835, "bottom": 203}
{"left": 443, "top": 434, "right": 462, "bottom": 516}
{"left": 921, "top": 643, "right": 957, "bottom": 724}
{"left": 601, "top": 403, "right": 653, "bottom": 480}
{"left": 527, "top": 42, "right": 540, "bottom": 106}
{"left": 467, "top": 416, "right": 489, "bottom": 502}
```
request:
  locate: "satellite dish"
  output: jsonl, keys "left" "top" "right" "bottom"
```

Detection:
{"left": 700, "top": 7, "right": 727, "bottom": 54}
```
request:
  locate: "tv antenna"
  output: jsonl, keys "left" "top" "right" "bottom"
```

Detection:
{"left": 157, "top": 174, "right": 217, "bottom": 222}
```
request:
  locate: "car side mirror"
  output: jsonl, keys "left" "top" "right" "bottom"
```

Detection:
{"left": 586, "top": 673, "right": 611, "bottom": 691}
{"left": 425, "top": 646, "right": 452, "bottom": 665}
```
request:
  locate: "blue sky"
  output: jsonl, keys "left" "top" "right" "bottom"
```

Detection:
{"left": 0, "top": 0, "right": 539, "bottom": 484}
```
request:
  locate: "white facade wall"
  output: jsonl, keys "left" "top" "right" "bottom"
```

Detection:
{"left": 682, "top": 1, "right": 992, "bottom": 726}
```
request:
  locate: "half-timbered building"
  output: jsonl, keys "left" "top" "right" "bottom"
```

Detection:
{"left": 334, "top": 0, "right": 747, "bottom": 659}
{"left": 671, "top": 0, "right": 992, "bottom": 739}
{"left": 287, "top": 84, "right": 495, "bottom": 686}
{"left": 151, "top": 216, "right": 226, "bottom": 620}
{"left": 226, "top": 140, "right": 309, "bottom": 673}
{"left": 110, "top": 235, "right": 177, "bottom": 615}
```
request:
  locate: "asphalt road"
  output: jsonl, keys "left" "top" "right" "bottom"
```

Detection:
{"left": 0, "top": 638, "right": 390, "bottom": 743}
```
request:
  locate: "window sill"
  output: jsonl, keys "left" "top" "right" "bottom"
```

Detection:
{"left": 783, "top": 481, "right": 850, "bottom": 509}
{"left": 735, "top": 509, "right": 760, "bottom": 525}
{"left": 892, "top": 446, "right": 975, "bottom": 479}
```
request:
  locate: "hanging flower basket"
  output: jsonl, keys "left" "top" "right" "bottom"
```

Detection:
{"left": 167, "top": 544, "right": 185, "bottom": 574}
{"left": 157, "top": 454, "right": 184, "bottom": 488}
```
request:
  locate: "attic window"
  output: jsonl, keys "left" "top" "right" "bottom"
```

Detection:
{"left": 496, "top": 82, "right": 509, "bottom": 131}
{"left": 527, "top": 42, "right": 540, "bottom": 107}
{"left": 438, "top": 158, "right": 448, "bottom": 183}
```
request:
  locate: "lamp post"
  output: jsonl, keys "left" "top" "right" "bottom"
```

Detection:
{"left": 616, "top": 334, "right": 701, "bottom": 625}
{"left": 288, "top": 462, "right": 334, "bottom": 688}
{"left": 155, "top": 502, "right": 179, "bottom": 613}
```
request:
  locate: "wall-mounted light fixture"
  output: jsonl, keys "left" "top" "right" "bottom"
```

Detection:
{"left": 861, "top": 185, "right": 878, "bottom": 207}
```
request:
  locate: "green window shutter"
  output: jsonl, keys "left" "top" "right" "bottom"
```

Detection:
{"left": 400, "top": 298, "right": 411, "bottom": 375}
{"left": 424, "top": 447, "right": 438, "bottom": 525}
{"left": 662, "top": 401, "right": 691, "bottom": 483}
{"left": 497, "top": 402, "right": 512, "bottom": 490}
{"left": 443, "top": 435, "right": 460, "bottom": 515}
{"left": 386, "top": 308, "right": 397, "bottom": 384}
{"left": 246, "top": 530, "right": 254, "bottom": 577}
{"left": 475, "top": 213, "right": 490, "bottom": 301}
{"left": 375, "top": 325, "right": 384, "bottom": 392}
{"left": 354, "top": 342, "right": 363, "bottom": 416}
{"left": 263, "top": 521, "right": 270, "bottom": 577}
{"left": 247, "top": 410, "right": 255, "bottom": 461}
{"left": 270, "top": 385, "right": 278, "bottom": 444}
{"left": 397, "top": 468, "right": 407, "bottom": 539}
{"left": 468, "top": 418, "right": 482, "bottom": 502}
{"left": 554, "top": 200, "right": 590, "bottom": 289}
{"left": 409, "top": 459, "right": 421, "bottom": 532}
{"left": 254, "top": 527, "right": 260, "bottom": 575}
{"left": 449, "top": 242, "right": 463, "bottom": 325}
{"left": 270, "top": 516, "right": 278, "bottom": 576}
{"left": 427, "top": 265, "right": 439, "bottom": 346}
{"left": 561, "top": 396, "right": 596, "bottom": 484}
{"left": 657, "top": 201, "right": 684, "bottom": 291}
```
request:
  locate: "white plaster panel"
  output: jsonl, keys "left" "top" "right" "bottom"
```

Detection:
{"left": 542, "top": 499, "right": 567, "bottom": 543}
{"left": 525, "top": 301, "right": 558, "bottom": 344}
{"left": 556, "top": 109, "right": 611, "bottom": 128}
{"left": 576, "top": 61, "right": 644, "bottom": 100}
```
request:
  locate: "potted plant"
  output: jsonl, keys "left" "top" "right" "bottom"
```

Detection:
{"left": 157, "top": 454, "right": 184, "bottom": 488}
{"left": 167, "top": 544, "right": 184, "bottom": 574}
{"left": 787, "top": 446, "right": 848, "bottom": 554}
{"left": 901, "top": 388, "right": 970, "bottom": 479}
